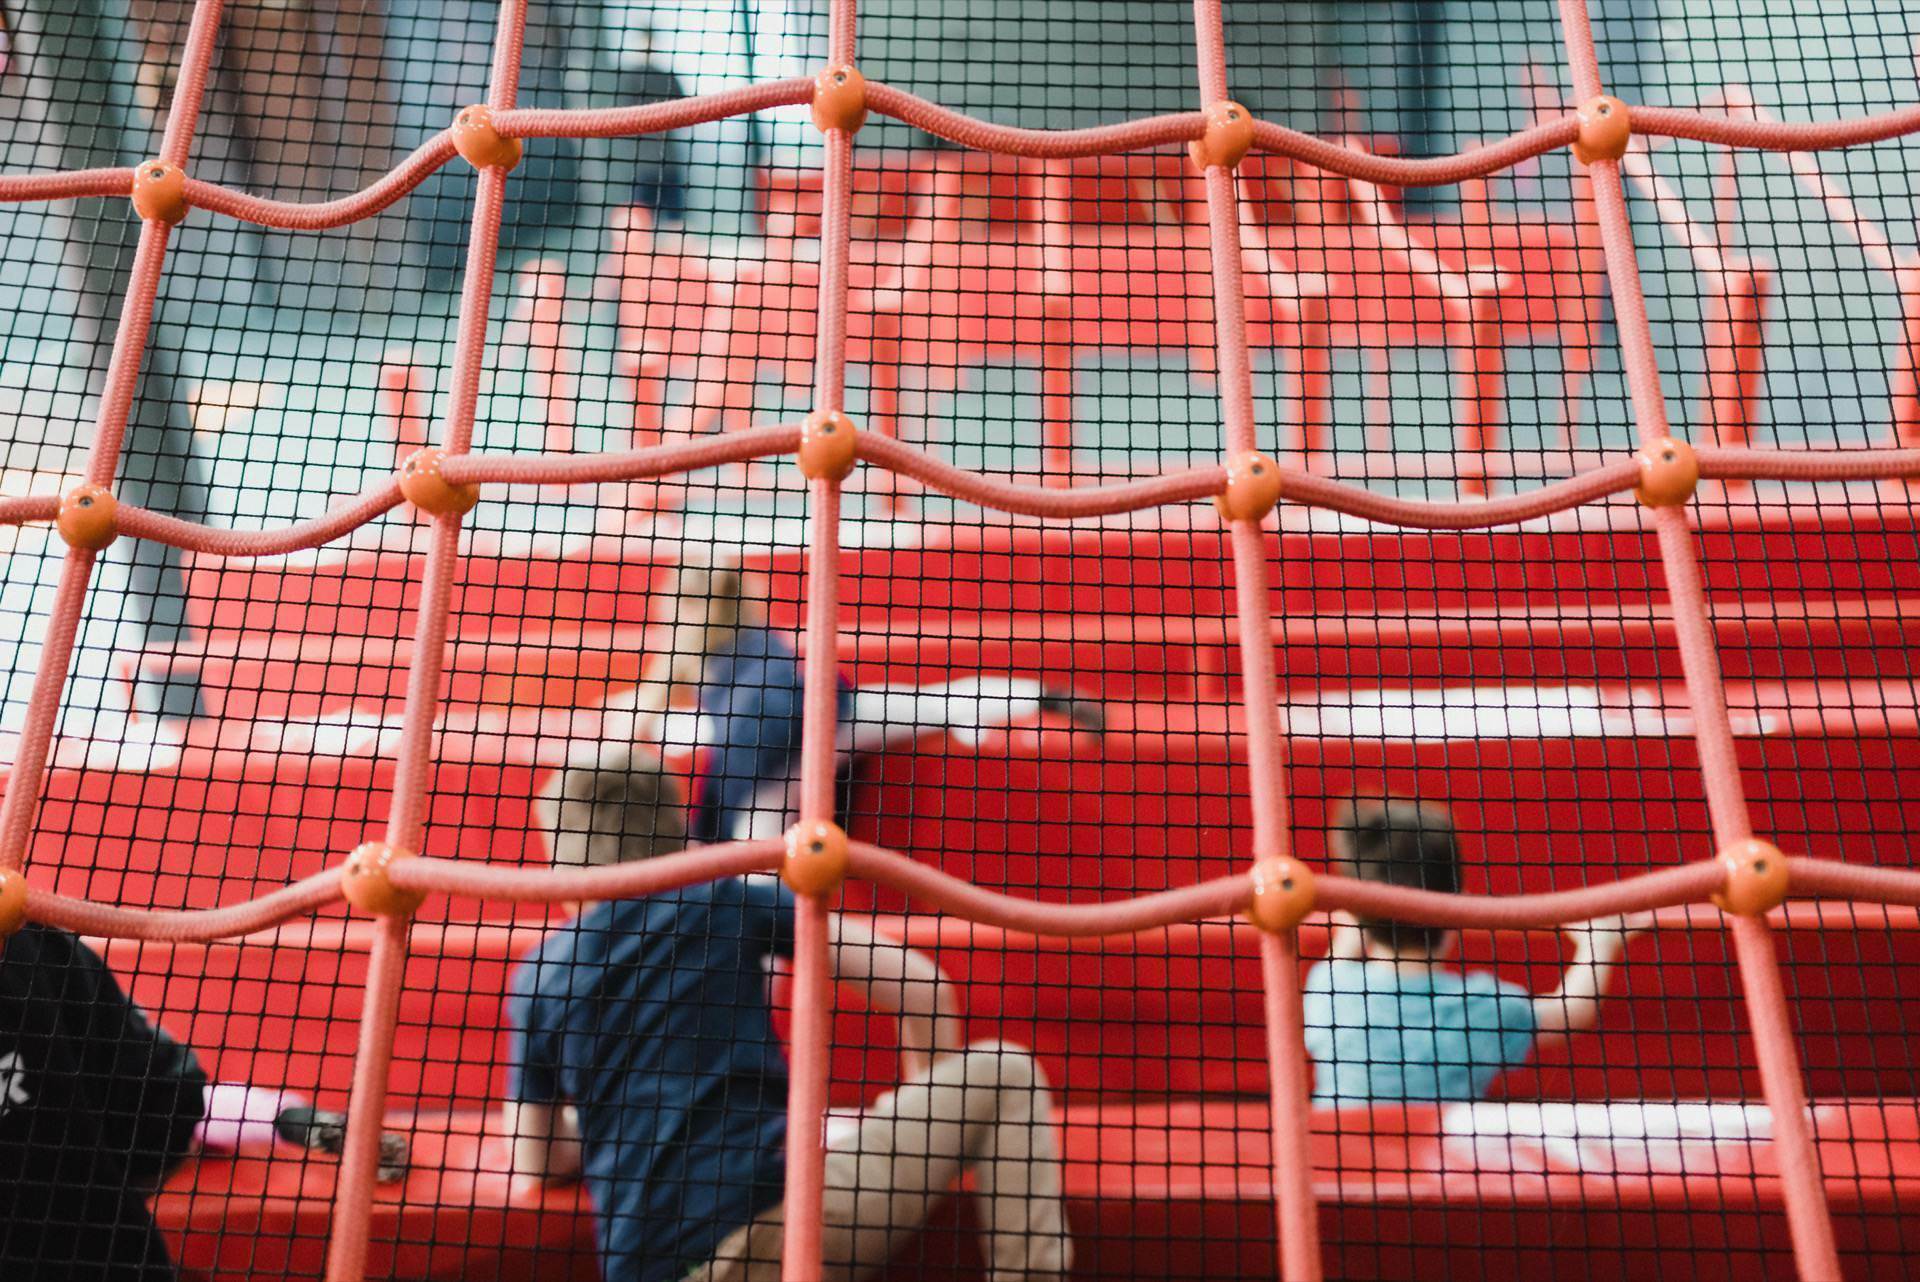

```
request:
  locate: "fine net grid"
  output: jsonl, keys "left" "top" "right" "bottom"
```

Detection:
{"left": 1, "top": 2, "right": 1919, "bottom": 1281}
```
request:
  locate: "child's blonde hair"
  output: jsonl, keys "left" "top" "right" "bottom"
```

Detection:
{"left": 653, "top": 558, "right": 763, "bottom": 684}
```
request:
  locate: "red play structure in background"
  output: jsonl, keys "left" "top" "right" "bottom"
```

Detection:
{"left": 9, "top": 1, "right": 1920, "bottom": 1280}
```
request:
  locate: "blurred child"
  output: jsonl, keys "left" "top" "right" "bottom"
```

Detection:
{"left": 507, "top": 750, "right": 1071, "bottom": 1282}
{"left": 1303, "top": 799, "right": 1648, "bottom": 1104}
{"left": 592, "top": 560, "right": 1102, "bottom": 848}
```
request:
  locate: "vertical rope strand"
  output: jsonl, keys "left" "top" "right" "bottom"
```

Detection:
{"left": 320, "top": 5, "right": 530, "bottom": 1278}
{"left": 0, "top": 0, "right": 228, "bottom": 877}
{"left": 1556, "top": 2, "right": 1842, "bottom": 1276}
{"left": 781, "top": 3, "right": 860, "bottom": 1280}
{"left": 1191, "top": 2, "right": 1322, "bottom": 1278}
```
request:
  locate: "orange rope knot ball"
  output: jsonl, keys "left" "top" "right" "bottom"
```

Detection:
{"left": 1571, "top": 96, "right": 1631, "bottom": 165}
{"left": 451, "top": 104, "right": 524, "bottom": 172}
{"left": 783, "top": 820, "right": 850, "bottom": 898}
{"left": 1189, "top": 101, "right": 1255, "bottom": 171}
{"left": 0, "top": 869, "right": 28, "bottom": 939}
{"left": 398, "top": 448, "right": 480, "bottom": 516}
{"left": 1246, "top": 857, "right": 1316, "bottom": 934}
{"left": 1214, "top": 451, "right": 1283, "bottom": 523}
{"left": 130, "top": 160, "right": 189, "bottom": 225}
{"left": 56, "top": 484, "right": 118, "bottom": 551}
{"left": 341, "top": 841, "right": 427, "bottom": 918}
{"left": 797, "top": 409, "right": 859, "bottom": 482}
{"left": 1633, "top": 436, "right": 1698, "bottom": 508}
{"left": 1712, "top": 839, "right": 1790, "bottom": 918}
{"left": 811, "top": 66, "right": 869, "bottom": 135}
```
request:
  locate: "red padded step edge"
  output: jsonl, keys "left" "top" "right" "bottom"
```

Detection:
{"left": 22, "top": 684, "right": 1920, "bottom": 919}
{"left": 97, "top": 902, "right": 1920, "bottom": 1116}
{"left": 123, "top": 595, "right": 1920, "bottom": 726}
{"left": 176, "top": 511, "right": 1920, "bottom": 649}
{"left": 158, "top": 1097, "right": 1920, "bottom": 1282}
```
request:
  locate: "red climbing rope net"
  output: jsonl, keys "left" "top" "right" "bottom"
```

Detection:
{"left": 9, "top": 1, "right": 1920, "bottom": 1279}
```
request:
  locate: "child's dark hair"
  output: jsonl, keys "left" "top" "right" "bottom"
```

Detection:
{"left": 1329, "top": 798, "right": 1459, "bottom": 953}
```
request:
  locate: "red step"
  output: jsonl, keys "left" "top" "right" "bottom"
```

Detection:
{"left": 24, "top": 683, "right": 1920, "bottom": 919}
{"left": 175, "top": 508, "right": 1920, "bottom": 656}
{"left": 99, "top": 901, "right": 1920, "bottom": 1115}
{"left": 127, "top": 592, "right": 1920, "bottom": 726}
{"left": 158, "top": 1097, "right": 1920, "bottom": 1282}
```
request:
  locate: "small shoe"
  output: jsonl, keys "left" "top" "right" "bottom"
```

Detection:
{"left": 1037, "top": 689, "right": 1105, "bottom": 735}
{"left": 374, "top": 1131, "right": 411, "bottom": 1184}
{"left": 274, "top": 1105, "right": 347, "bottom": 1153}
{"left": 274, "top": 1106, "right": 410, "bottom": 1184}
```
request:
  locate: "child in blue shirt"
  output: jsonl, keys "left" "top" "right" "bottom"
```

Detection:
{"left": 1303, "top": 799, "right": 1646, "bottom": 1104}
{"left": 508, "top": 751, "right": 1072, "bottom": 1282}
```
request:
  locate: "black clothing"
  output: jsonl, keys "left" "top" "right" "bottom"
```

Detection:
{"left": 0, "top": 925, "right": 207, "bottom": 1282}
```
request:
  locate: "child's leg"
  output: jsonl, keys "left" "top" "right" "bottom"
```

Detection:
{"left": 831, "top": 1040, "right": 1069, "bottom": 1282}
{"left": 699, "top": 1041, "right": 1070, "bottom": 1282}
{"left": 843, "top": 680, "right": 1103, "bottom": 756}
{"left": 843, "top": 679, "right": 1044, "bottom": 753}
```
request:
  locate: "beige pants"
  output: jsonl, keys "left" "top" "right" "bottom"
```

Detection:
{"left": 692, "top": 1041, "right": 1072, "bottom": 1282}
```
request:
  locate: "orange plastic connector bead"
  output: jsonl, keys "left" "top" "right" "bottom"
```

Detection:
{"left": 1571, "top": 96, "right": 1631, "bottom": 165}
{"left": 1214, "top": 451, "right": 1283, "bottom": 522}
{"left": 57, "top": 484, "right": 118, "bottom": 550}
{"left": 451, "top": 104, "right": 523, "bottom": 172}
{"left": 1712, "top": 838, "right": 1790, "bottom": 917}
{"left": 1634, "top": 436, "right": 1698, "bottom": 508}
{"left": 398, "top": 448, "right": 480, "bottom": 516}
{"left": 1189, "top": 101, "right": 1255, "bottom": 171}
{"left": 783, "top": 820, "right": 850, "bottom": 898}
{"left": 130, "top": 160, "right": 188, "bottom": 225}
{"left": 797, "top": 409, "right": 859, "bottom": 482}
{"left": 341, "top": 841, "right": 427, "bottom": 918}
{"left": 811, "top": 66, "right": 868, "bottom": 135}
{"left": 0, "top": 869, "right": 28, "bottom": 939}
{"left": 1246, "top": 857, "right": 1317, "bottom": 934}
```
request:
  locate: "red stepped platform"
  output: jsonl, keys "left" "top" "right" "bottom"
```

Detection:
{"left": 94, "top": 898, "right": 1920, "bottom": 1121}
{"left": 157, "top": 1096, "right": 1920, "bottom": 1282}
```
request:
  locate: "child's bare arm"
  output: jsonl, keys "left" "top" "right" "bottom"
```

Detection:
{"left": 501, "top": 1099, "right": 583, "bottom": 1193}
{"left": 1532, "top": 913, "right": 1652, "bottom": 1045}
{"left": 1327, "top": 910, "right": 1368, "bottom": 959}
{"left": 629, "top": 649, "right": 710, "bottom": 716}
{"left": 826, "top": 914, "right": 965, "bottom": 1078}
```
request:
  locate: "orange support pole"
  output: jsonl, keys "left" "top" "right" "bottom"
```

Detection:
{"left": 379, "top": 351, "right": 432, "bottom": 461}
{"left": 513, "top": 261, "right": 574, "bottom": 454}
{"left": 1702, "top": 264, "right": 1773, "bottom": 465}
{"left": 1892, "top": 266, "right": 1920, "bottom": 456}
{"left": 1039, "top": 165, "right": 1077, "bottom": 486}
{"left": 1456, "top": 296, "right": 1505, "bottom": 497}
{"left": 1296, "top": 292, "right": 1332, "bottom": 465}
{"left": 0, "top": 0, "right": 228, "bottom": 879}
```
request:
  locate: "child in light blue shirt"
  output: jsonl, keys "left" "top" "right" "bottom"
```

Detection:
{"left": 1303, "top": 799, "right": 1645, "bottom": 1104}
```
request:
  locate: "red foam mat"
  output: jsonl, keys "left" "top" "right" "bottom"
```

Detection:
{"left": 159, "top": 1097, "right": 1920, "bottom": 1282}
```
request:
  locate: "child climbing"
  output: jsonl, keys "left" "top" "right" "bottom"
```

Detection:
{"left": 503, "top": 749, "right": 1072, "bottom": 1282}
{"left": 1303, "top": 798, "right": 1650, "bottom": 1103}
{"left": 559, "top": 559, "right": 1104, "bottom": 851}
